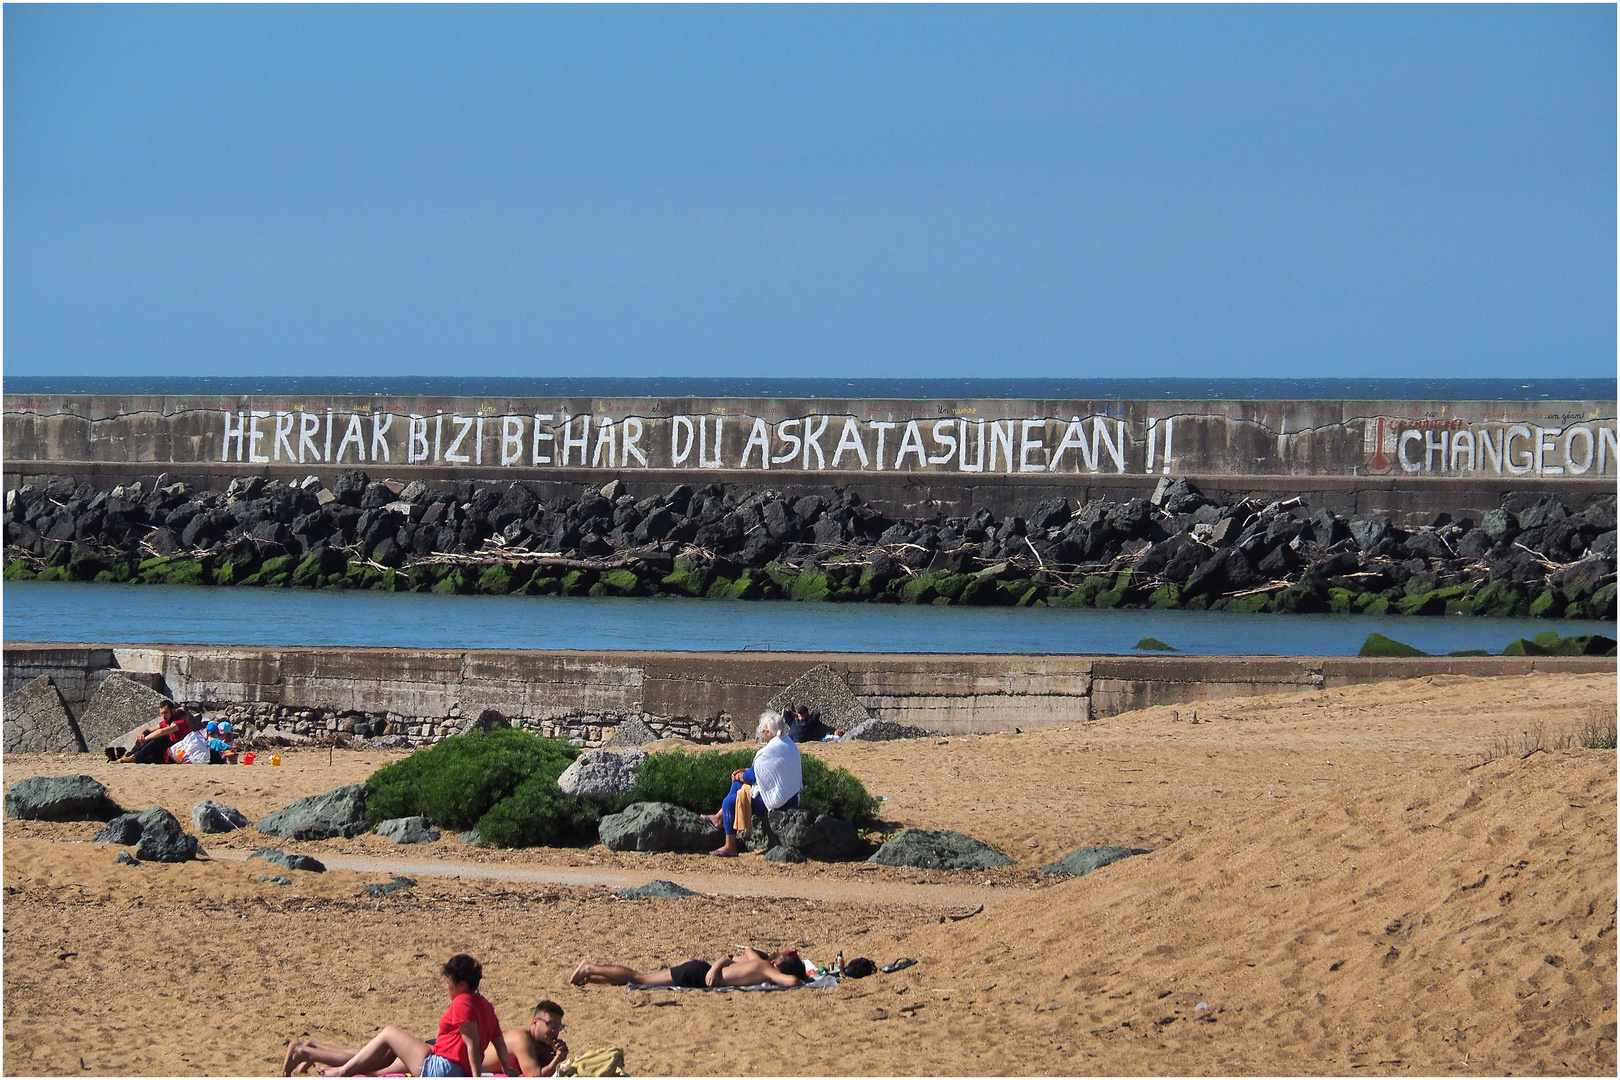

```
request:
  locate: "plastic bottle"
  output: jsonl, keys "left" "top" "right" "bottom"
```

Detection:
{"left": 242, "top": 752, "right": 256, "bottom": 765}
{"left": 269, "top": 753, "right": 282, "bottom": 766}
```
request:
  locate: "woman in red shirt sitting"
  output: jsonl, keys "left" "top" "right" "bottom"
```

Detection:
{"left": 282, "top": 954, "right": 515, "bottom": 1077}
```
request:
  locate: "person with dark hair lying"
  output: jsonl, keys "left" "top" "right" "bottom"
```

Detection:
{"left": 282, "top": 953, "right": 514, "bottom": 1077}
{"left": 107, "top": 700, "right": 194, "bottom": 763}
{"left": 479, "top": 1000, "right": 569, "bottom": 1077}
{"left": 570, "top": 947, "right": 808, "bottom": 990}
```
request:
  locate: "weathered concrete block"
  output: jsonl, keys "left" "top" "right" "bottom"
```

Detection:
{"left": 2, "top": 674, "right": 84, "bottom": 754}
{"left": 765, "top": 664, "right": 872, "bottom": 732}
{"left": 76, "top": 674, "right": 171, "bottom": 757}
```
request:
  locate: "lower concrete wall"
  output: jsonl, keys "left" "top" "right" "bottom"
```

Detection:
{"left": 4, "top": 642, "right": 1610, "bottom": 748}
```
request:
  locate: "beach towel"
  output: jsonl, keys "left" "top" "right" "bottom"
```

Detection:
{"left": 556, "top": 1046, "right": 628, "bottom": 1077}
{"left": 625, "top": 974, "right": 839, "bottom": 992}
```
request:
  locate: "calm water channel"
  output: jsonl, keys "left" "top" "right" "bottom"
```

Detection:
{"left": 3, "top": 581, "right": 1612, "bottom": 655}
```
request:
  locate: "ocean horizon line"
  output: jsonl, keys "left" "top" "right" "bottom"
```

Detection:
{"left": 5, "top": 375, "right": 1615, "bottom": 402}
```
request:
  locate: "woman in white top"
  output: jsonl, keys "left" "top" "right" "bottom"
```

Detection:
{"left": 709, "top": 710, "right": 803, "bottom": 857}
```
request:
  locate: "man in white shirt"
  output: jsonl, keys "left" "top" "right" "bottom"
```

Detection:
{"left": 708, "top": 710, "right": 803, "bottom": 857}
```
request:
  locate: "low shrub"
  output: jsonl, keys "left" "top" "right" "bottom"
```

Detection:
{"left": 616, "top": 748, "right": 877, "bottom": 827}
{"left": 475, "top": 771, "right": 601, "bottom": 848}
{"left": 365, "top": 728, "right": 579, "bottom": 831}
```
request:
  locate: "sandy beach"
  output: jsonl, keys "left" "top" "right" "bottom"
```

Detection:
{"left": 3, "top": 670, "right": 1614, "bottom": 1076}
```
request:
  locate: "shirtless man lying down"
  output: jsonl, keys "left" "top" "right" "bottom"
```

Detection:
{"left": 570, "top": 948, "right": 807, "bottom": 990}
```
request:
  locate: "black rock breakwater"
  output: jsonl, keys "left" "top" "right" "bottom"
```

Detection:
{"left": 4, "top": 471, "right": 1615, "bottom": 620}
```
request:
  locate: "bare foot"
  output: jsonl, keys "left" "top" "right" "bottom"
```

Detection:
{"left": 706, "top": 812, "right": 723, "bottom": 830}
{"left": 282, "top": 1041, "right": 305, "bottom": 1077}
{"left": 710, "top": 845, "right": 739, "bottom": 858}
{"left": 571, "top": 959, "right": 592, "bottom": 985}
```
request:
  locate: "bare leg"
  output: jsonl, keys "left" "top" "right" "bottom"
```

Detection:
{"left": 571, "top": 960, "right": 668, "bottom": 986}
{"left": 292, "top": 1042, "right": 401, "bottom": 1073}
{"left": 315, "top": 1026, "right": 431, "bottom": 1077}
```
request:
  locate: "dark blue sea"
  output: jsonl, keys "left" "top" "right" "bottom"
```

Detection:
{"left": 4, "top": 376, "right": 1614, "bottom": 401}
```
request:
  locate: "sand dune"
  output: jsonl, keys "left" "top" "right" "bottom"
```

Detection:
{"left": 3, "top": 671, "right": 1614, "bottom": 1075}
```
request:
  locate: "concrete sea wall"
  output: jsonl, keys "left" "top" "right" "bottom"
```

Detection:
{"left": 5, "top": 642, "right": 1611, "bottom": 748}
{"left": 7, "top": 394, "right": 1616, "bottom": 483}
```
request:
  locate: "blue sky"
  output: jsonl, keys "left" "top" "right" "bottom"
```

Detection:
{"left": 4, "top": 4, "right": 1614, "bottom": 380}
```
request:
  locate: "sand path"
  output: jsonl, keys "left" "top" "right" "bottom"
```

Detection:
{"left": 204, "top": 848, "right": 1001, "bottom": 908}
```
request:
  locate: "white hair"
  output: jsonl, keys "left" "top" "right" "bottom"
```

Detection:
{"left": 756, "top": 710, "right": 787, "bottom": 741}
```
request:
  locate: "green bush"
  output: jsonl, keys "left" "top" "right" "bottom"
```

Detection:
{"left": 365, "top": 728, "right": 579, "bottom": 830}
{"left": 475, "top": 771, "right": 601, "bottom": 848}
{"left": 616, "top": 748, "right": 877, "bottom": 827}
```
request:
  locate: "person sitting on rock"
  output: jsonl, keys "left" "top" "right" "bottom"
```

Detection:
{"left": 108, "top": 699, "right": 194, "bottom": 764}
{"left": 282, "top": 953, "right": 514, "bottom": 1077}
{"left": 570, "top": 947, "right": 808, "bottom": 990}
{"left": 707, "top": 710, "right": 802, "bottom": 858}
{"left": 479, "top": 999, "right": 568, "bottom": 1077}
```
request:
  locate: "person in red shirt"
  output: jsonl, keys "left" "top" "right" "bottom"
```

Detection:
{"left": 109, "top": 700, "right": 193, "bottom": 764}
{"left": 282, "top": 954, "right": 515, "bottom": 1077}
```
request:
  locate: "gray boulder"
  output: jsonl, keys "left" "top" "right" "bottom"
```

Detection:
{"left": 249, "top": 847, "right": 326, "bottom": 873}
{"left": 742, "top": 808, "right": 865, "bottom": 862}
{"left": 1481, "top": 507, "right": 1519, "bottom": 543}
{"left": 604, "top": 716, "right": 659, "bottom": 748}
{"left": 93, "top": 813, "right": 145, "bottom": 845}
{"left": 191, "top": 799, "right": 251, "bottom": 834}
{"left": 868, "top": 828, "right": 1014, "bottom": 871}
{"left": 256, "top": 784, "right": 369, "bottom": 840}
{"left": 598, "top": 801, "right": 717, "bottom": 853}
{"left": 557, "top": 748, "right": 647, "bottom": 802}
{"left": 363, "top": 875, "right": 417, "bottom": 896}
{"left": 258, "top": 874, "right": 294, "bottom": 886}
{"left": 1349, "top": 516, "right": 1391, "bottom": 551}
{"left": 4, "top": 775, "right": 120, "bottom": 821}
{"left": 115, "top": 850, "right": 141, "bottom": 867}
{"left": 133, "top": 807, "right": 199, "bottom": 863}
{"left": 616, "top": 879, "right": 698, "bottom": 899}
{"left": 2, "top": 675, "right": 84, "bottom": 754}
{"left": 765, "top": 664, "right": 873, "bottom": 733}
{"left": 764, "top": 845, "right": 807, "bottom": 863}
{"left": 75, "top": 674, "right": 171, "bottom": 757}
{"left": 1041, "top": 845, "right": 1151, "bottom": 878}
{"left": 376, "top": 816, "right": 442, "bottom": 844}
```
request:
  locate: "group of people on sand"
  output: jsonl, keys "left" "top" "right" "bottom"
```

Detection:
{"left": 284, "top": 947, "right": 810, "bottom": 1077}
{"left": 284, "top": 955, "right": 569, "bottom": 1078}
{"left": 104, "top": 698, "right": 238, "bottom": 764}
{"left": 279, "top": 711, "right": 828, "bottom": 1075}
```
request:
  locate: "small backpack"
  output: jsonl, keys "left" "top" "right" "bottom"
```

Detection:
{"left": 843, "top": 957, "right": 876, "bottom": 979}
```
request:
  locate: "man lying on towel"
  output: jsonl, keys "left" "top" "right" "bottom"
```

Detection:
{"left": 570, "top": 947, "right": 808, "bottom": 989}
